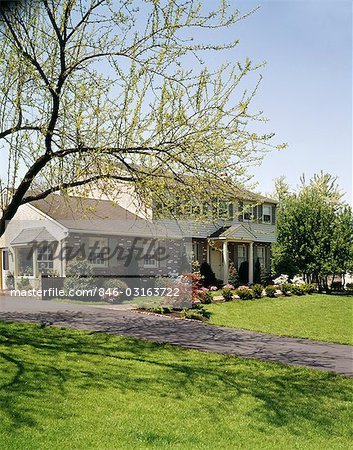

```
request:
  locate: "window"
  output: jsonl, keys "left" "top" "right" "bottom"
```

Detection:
{"left": 37, "top": 245, "right": 54, "bottom": 274}
{"left": 88, "top": 238, "right": 108, "bottom": 267}
{"left": 242, "top": 203, "right": 253, "bottom": 221}
{"left": 263, "top": 205, "right": 272, "bottom": 223}
{"left": 237, "top": 245, "right": 247, "bottom": 268}
{"left": 2, "top": 250, "right": 9, "bottom": 271}
{"left": 17, "top": 247, "right": 34, "bottom": 276}
{"left": 192, "top": 242, "right": 199, "bottom": 262}
{"left": 256, "top": 247, "right": 265, "bottom": 268}
{"left": 218, "top": 200, "right": 228, "bottom": 218}
{"left": 143, "top": 240, "right": 158, "bottom": 268}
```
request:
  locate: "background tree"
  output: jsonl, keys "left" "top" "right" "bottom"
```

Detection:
{"left": 273, "top": 172, "right": 353, "bottom": 291}
{"left": 0, "top": 0, "right": 282, "bottom": 237}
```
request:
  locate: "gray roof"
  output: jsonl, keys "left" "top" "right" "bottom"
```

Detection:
{"left": 217, "top": 224, "right": 257, "bottom": 240}
{"left": 11, "top": 227, "right": 57, "bottom": 245}
{"left": 30, "top": 194, "right": 184, "bottom": 238}
{"left": 30, "top": 193, "right": 140, "bottom": 223}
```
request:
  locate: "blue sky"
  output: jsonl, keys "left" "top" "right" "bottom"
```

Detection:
{"left": 1, "top": 1, "right": 351, "bottom": 203}
{"left": 229, "top": 0, "right": 352, "bottom": 202}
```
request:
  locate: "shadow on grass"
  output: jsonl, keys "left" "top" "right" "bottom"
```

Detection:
{"left": 0, "top": 321, "right": 352, "bottom": 437}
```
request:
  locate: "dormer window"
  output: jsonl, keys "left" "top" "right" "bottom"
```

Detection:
{"left": 263, "top": 205, "right": 272, "bottom": 223}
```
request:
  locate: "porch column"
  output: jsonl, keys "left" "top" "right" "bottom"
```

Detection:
{"left": 248, "top": 242, "right": 254, "bottom": 284}
{"left": 206, "top": 241, "right": 210, "bottom": 264}
{"left": 222, "top": 240, "right": 229, "bottom": 284}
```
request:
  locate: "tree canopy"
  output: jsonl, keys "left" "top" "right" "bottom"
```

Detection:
{"left": 273, "top": 172, "right": 353, "bottom": 291}
{"left": 0, "top": 0, "right": 282, "bottom": 236}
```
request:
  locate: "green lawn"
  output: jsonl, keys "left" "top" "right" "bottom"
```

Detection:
{"left": 0, "top": 322, "right": 352, "bottom": 449}
{"left": 50, "top": 298, "right": 108, "bottom": 305}
{"left": 205, "top": 294, "right": 353, "bottom": 344}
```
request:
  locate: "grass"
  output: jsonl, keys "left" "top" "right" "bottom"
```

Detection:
{"left": 205, "top": 294, "right": 353, "bottom": 344}
{"left": 50, "top": 296, "right": 163, "bottom": 307}
{"left": 122, "top": 295, "right": 164, "bottom": 308}
{"left": 50, "top": 298, "right": 108, "bottom": 306}
{"left": 0, "top": 321, "right": 352, "bottom": 449}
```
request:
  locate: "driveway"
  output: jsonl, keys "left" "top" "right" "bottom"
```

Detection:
{"left": 0, "top": 296, "right": 352, "bottom": 377}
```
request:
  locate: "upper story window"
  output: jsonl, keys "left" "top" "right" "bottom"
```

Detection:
{"left": 263, "top": 205, "right": 272, "bottom": 223}
{"left": 241, "top": 203, "right": 253, "bottom": 221}
{"left": 217, "top": 200, "right": 229, "bottom": 218}
{"left": 238, "top": 202, "right": 275, "bottom": 224}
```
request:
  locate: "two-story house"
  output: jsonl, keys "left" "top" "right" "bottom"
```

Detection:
{"left": 0, "top": 187, "right": 277, "bottom": 290}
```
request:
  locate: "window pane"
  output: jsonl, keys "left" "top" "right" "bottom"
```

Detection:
{"left": 37, "top": 245, "right": 54, "bottom": 274}
{"left": 143, "top": 241, "right": 158, "bottom": 268}
{"left": 2, "top": 250, "right": 9, "bottom": 271}
{"left": 263, "top": 205, "right": 271, "bottom": 223}
{"left": 88, "top": 238, "right": 108, "bottom": 266}
{"left": 17, "top": 248, "right": 34, "bottom": 276}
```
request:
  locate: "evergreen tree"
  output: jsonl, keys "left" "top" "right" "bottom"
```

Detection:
{"left": 253, "top": 258, "right": 261, "bottom": 284}
{"left": 200, "top": 262, "right": 217, "bottom": 287}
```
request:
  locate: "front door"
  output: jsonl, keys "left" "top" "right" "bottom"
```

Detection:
{"left": 1, "top": 249, "right": 9, "bottom": 289}
{"left": 209, "top": 246, "right": 223, "bottom": 281}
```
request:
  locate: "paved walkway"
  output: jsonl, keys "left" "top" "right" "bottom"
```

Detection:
{"left": 0, "top": 297, "right": 352, "bottom": 377}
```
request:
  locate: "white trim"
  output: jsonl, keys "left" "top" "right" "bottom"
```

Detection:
{"left": 262, "top": 205, "right": 272, "bottom": 224}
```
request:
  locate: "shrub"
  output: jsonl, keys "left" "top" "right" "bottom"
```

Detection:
{"left": 101, "top": 278, "right": 129, "bottom": 302}
{"left": 194, "top": 288, "right": 212, "bottom": 304}
{"left": 265, "top": 285, "right": 276, "bottom": 298}
{"left": 221, "top": 288, "right": 234, "bottom": 302}
{"left": 251, "top": 284, "right": 263, "bottom": 299}
{"left": 238, "top": 261, "right": 249, "bottom": 284}
{"left": 178, "top": 271, "right": 203, "bottom": 305}
{"left": 280, "top": 283, "right": 292, "bottom": 296}
{"left": 202, "top": 291, "right": 213, "bottom": 304}
{"left": 290, "top": 284, "right": 306, "bottom": 296}
{"left": 303, "top": 283, "right": 316, "bottom": 294}
{"left": 181, "top": 304, "right": 211, "bottom": 320}
{"left": 17, "top": 277, "right": 31, "bottom": 290}
{"left": 154, "top": 276, "right": 172, "bottom": 289}
{"left": 64, "top": 258, "right": 95, "bottom": 297}
{"left": 261, "top": 269, "right": 273, "bottom": 287}
{"left": 331, "top": 281, "right": 343, "bottom": 291}
{"left": 273, "top": 274, "right": 289, "bottom": 285}
{"left": 236, "top": 287, "right": 253, "bottom": 300}
{"left": 345, "top": 283, "right": 353, "bottom": 291}
{"left": 149, "top": 306, "right": 172, "bottom": 314}
{"left": 6, "top": 272, "right": 14, "bottom": 289}
{"left": 291, "top": 275, "right": 305, "bottom": 285}
{"left": 228, "top": 262, "right": 240, "bottom": 288}
{"left": 200, "top": 262, "right": 217, "bottom": 287}
{"left": 254, "top": 258, "right": 261, "bottom": 284}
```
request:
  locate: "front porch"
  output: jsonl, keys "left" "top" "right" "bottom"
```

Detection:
{"left": 209, "top": 240, "right": 271, "bottom": 284}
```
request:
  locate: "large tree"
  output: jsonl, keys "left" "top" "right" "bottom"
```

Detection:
{"left": 273, "top": 173, "right": 353, "bottom": 291}
{"left": 0, "top": 0, "right": 281, "bottom": 236}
